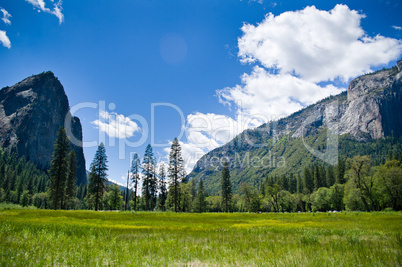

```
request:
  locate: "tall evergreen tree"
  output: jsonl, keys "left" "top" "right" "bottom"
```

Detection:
{"left": 130, "top": 153, "right": 140, "bottom": 211}
{"left": 65, "top": 150, "right": 77, "bottom": 209}
{"left": 125, "top": 170, "right": 130, "bottom": 211}
{"left": 314, "top": 164, "right": 320, "bottom": 191}
{"left": 142, "top": 144, "right": 156, "bottom": 211}
{"left": 158, "top": 163, "right": 168, "bottom": 211}
{"left": 337, "top": 157, "right": 346, "bottom": 184}
{"left": 168, "top": 138, "right": 184, "bottom": 212}
{"left": 296, "top": 173, "right": 302, "bottom": 194}
{"left": 320, "top": 165, "right": 327, "bottom": 188}
{"left": 221, "top": 161, "right": 232, "bottom": 212}
{"left": 281, "top": 175, "right": 288, "bottom": 191}
{"left": 49, "top": 126, "right": 70, "bottom": 210}
{"left": 289, "top": 172, "right": 297, "bottom": 194}
{"left": 88, "top": 143, "right": 108, "bottom": 211}
{"left": 193, "top": 179, "right": 206, "bottom": 213}
{"left": 326, "top": 165, "right": 335, "bottom": 187}
{"left": 303, "top": 166, "right": 313, "bottom": 193}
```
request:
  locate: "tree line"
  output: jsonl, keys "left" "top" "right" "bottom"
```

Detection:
{"left": 0, "top": 127, "right": 401, "bottom": 212}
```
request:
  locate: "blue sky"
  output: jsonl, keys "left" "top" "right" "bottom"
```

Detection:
{"left": 0, "top": 0, "right": 401, "bottom": 186}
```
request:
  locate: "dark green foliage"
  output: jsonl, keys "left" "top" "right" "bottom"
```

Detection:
{"left": 193, "top": 179, "right": 206, "bottom": 213}
{"left": 49, "top": 126, "right": 70, "bottom": 210}
{"left": 65, "top": 150, "right": 77, "bottom": 209}
{"left": 326, "top": 165, "right": 335, "bottom": 187}
{"left": 336, "top": 157, "right": 346, "bottom": 184}
{"left": 240, "top": 183, "right": 260, "bottom": 212}
{"left": 221, "top": 161, "right": 232, "bottom": 212}
{"left": 158, "top": 164, "right": 168, "bottom": 211}
{"left": 296, "top": 174, "right": 302, "bottom": 194}
{"left": 109, "top": 184, "right": 122, "bottom": 210}
{"left": 265, "top": 184, "right": 282, "bottom": 212}
{"left": 130, "top": 153, "right": 140, "bottom": 211}
{"left": 289, "top": 173, "right": 297, "bottom": 194}
{"left": 88, "top": 143, "right": 108, "bottom": 211}
{"left": 0, "top": 149, "right": 49, "bottom": 206}
{"left": 168, "top": 138, "right": 184, "bottom": 212}
{"left": 313, "top": 165, "right": 321, "bottom": 191}
{"left": 142, "top": 144, "right": 156, "bottom": 211}
{"left": 374, "top": 160, "right": 402, "bottom": 210}
{"left": 329, "top": 183, "right": 344, "bottom": 211}
{"left": 347, "top": 156, "right": 377, "bottom": 211}
{"left": 303, "top": 167, "right": 313, "bottom": 194}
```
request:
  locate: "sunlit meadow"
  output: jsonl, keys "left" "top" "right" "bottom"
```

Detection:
{"left": 0, "top": 208, "right": 401, "bottom": 266}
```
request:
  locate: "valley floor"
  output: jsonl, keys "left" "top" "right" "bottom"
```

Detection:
{"left": 0, "top": 210, "right": 401, "bottom": 266}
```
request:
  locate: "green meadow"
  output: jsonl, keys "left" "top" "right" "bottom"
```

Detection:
{"left": 0, "top": 209, "right": 401, "bottom": 266}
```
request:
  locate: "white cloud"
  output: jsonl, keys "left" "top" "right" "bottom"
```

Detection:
{"left": 0, "top": 30, "right": 10, "bottom": 48}
{"left": 238, "top": 4, "right": 402, "bottom": 83}
{"left": 393, "top": 25, "right": 402, "bottom": 30}
{"left": 25, "top": 0, "right": 64, "bottom": 24}
{"left": 1, "top": 8, "right": 11, "bottom": 25}
{"left": 109, "top": 178, "right": 125, "bottom": 188}
{"left": 92, "top": 111, "right": 141, "bottom": 139}
{"left": 217, "top": 66, "right": 342, "bottom": 120}
{"left": 178, "top": 111, "right": 267, "bottom": 173}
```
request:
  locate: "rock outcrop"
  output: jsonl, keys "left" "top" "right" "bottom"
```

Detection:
{"left": 291, "top": 62, "right": 402, "bottom": 141}
{"left": 0, "top": 72, "right": 87, "bottom": 184}
{"left": 188, "top": 61, "right": 402, "bottom": 194}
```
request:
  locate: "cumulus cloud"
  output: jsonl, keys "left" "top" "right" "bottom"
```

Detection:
{"left": 393, "top": 25, "right": 402, "bottom": 30}
{"left": 178, "top": 112, "right": 267, "bottom": 173}
{"left": 92, "top": 111, "right": 141, "bottom": 139}
{"left": 1, "top": 8, "right": 11, "bottom": 25}
{"left": 179, "top": 4, "right": 402, "bottom": 174}
{"left": 0, "top": 30, "right": 10, "bottom": 48}
{"left": 25, "top": 0, "right": 64, "bottom": 24}
{"left": 238, "top": 4, "right": 402, "bottom": 83}
{"left": 217, "top": 66, "right": 342, "bottom": 120}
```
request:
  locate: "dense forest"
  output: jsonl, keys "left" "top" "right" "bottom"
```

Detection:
{"left": 0, "top": 127, "right": 401, "bottom": 212}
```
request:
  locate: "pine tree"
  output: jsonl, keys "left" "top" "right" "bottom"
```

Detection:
{"left": 65, "top": 150, "right": 77, "bottom": 209}
{"left": 303, "top": 166, "right": 313, "bottom": 193}
{"left": 125, "top": 170, "right": 130, "bottom": 211}
{"left": 142, "top": 144, "right": 156, "bottom": 211}
{"left": 314, "top": 164, "right": 320, "bottom": 191}
{"left": 296, "top": 173, "right": 302, "bottom": 194}
{"left": 281, "top": 175, "right": 289, "bottom": 191}
{"left": 168, "top": 138, "right": 184, "bottom": 212}
{"left": 88, "top": 143, "right": 108, "bottom": 211}
{"left": 336, "top": 157, "right": 346, "bottom": 184}
{"left": 320, "top": 165, "right": 327, "bottom": 188}
{"left": 221, "top": 161, "right": 232, "bottom": 212}
{"left": 289, "top": 172, "right": 297, "bottom": 194}
{"left": 130, "top": 153, "right": 140, "bottom": 211}
{"left": 49, "top": 126, "right": 70, "bottom": 210}
{"left": 158, "top": 163, "right": 168, "bottom": 211}
{"left": 326, "top": 165, "right": 335, "bottom": 187}
{"left": 193, "top": 179, "right": 206, "bottom": 213}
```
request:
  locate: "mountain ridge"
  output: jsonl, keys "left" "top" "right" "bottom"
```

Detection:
{"left": 188, "top": 61, "right": 402, "bottom": 194}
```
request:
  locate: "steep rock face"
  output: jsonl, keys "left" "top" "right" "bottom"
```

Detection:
{"left": 188, "top": 62, "right": 402, "bottom": 193}
{"left": 333, "top": 65, "right": 402, "bottom": 140}
{"left": 290, "top": 63, "right": 402, "bottom": 141}
{"left": 0, "top": 72, "right": 87, "bottom": 184}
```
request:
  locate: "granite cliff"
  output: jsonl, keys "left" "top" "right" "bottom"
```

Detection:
{"left": 188, "top": 61, "right": 402, "bottom": 194}
{"left": 0, "top": 72, "right": 87, "bottom": 184}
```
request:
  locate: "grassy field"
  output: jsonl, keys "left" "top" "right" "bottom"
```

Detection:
{"left": 0, "top": 209, "right": 401, "bottom": 266}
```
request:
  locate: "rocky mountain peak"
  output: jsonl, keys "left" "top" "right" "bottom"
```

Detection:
{"left": 0, "top": 72, "right": 87, "bottom": 184}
